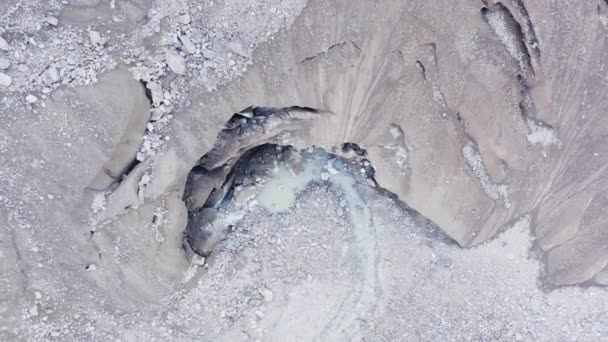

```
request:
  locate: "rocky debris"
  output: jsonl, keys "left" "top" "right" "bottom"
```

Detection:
{"left": 3, "top": 0, "right": 304, "bottom": 101}
{"left": 0, "top": 3, "right": 309, "bottom": 338}
{"left": 526, "top": 119, "right": 560, "bottom": 147}
{"left": 0, "top": 0, "right": 308, "bottom": 170}
{"left": 481, "top": 2, "right": 534, "bottom": 77}
{"left": 0, "top": 22, "right": 115, "bottom": 97}
{"left": 462, "top": 141, "right": 511, "bottom": 208}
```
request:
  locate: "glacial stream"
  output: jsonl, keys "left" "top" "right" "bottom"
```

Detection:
{"left": 255, "top": 152, "right": 380, "bottom": 339}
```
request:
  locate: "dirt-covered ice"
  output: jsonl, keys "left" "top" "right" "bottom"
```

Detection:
{"left": 34, "top": 150, "right": 605, "bottom": 341}
{"left": 3, "top": 0, "right": 608, "bottom": 340}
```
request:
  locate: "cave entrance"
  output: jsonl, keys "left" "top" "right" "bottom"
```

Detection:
{"left": 181, "top": 106, "right": 449, "bottom": 258}
{"left": 182, "top": 142, "right": 377, "bottom": 257}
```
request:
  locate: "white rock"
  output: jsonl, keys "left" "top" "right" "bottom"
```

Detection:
{"left": 0, "top": 36, "right": 9, "bottom": 51}
{"left": 389, "top": 125, "right": 402, "bottom": 138}
{"left": 180, "top": 14, "right": 191, "bottom": 25}
{"left": 0, "top": 72, "right": 12, "bottom": 86}
{"left": 336, "top": 207, "right": 344, "bottom": 217}
{"left": 17, "top": 64, "right": 30, "bottom": 74}
{"left": 260, "top": 288, "right": 274, "bottom": 302}
{"left": 166, "top": 50, "right": 186, "bottom": 75}
{"left": 202, "top": 49, "right": 216, "bottom": 59}
{"left": 43, "top": 67, "right": 61, "bottom": 85}
{"left": 138, "top": 174, "right": 151, "bottom": 187}
{"left": 228, "top": 41, "right": 250, "bottom": 58}
{"left": 28, "top": 305, "right": 38, "bottom": 317}
{"left": 89, "top": 30, "right": 102, "bottom": 46}
{"left": 192, "top": 255, "right": 206, "bottom": 266}
{"left": 34, "top": 291, "right": 42, "bottom": 300}
{"left": 25, "top": 94, "right": 38, "bottom": 103}
{"left": 326, "top": 160, "right": 340, "bottom": 174}
{"left": 179, "top": 35, "right": 197, "bottom": 54}
{"left": 146, "top": 82, "right": 163, "bottom": 107}
{"left": 0, "top": 57, "right": 10, "bottom": 70}
{"left": 45, "top": 16, "right": 59, "bottom": 26}
{"left": 150, "top": 107, "right": 165, "bottom": 121}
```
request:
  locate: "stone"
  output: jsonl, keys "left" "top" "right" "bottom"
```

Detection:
{"left": 43, "top": 67, "right": 61, "bottom": 85}
{"left": 89, "top": 30, "right": 102, "bottom": 46}
{"left": 0, "top": 57, "right": 10, "bottom": 70}
{"left": 228, "top": 41, "right": 250, "bottom": 58}
{"left": 234, "top": 185, "right": 258, "bottom": 204}
{"left": 45, "top": 16, "right": 59, "bottom": 26}
{"left": 17, "top": 64, "right": 30, "bottom": 75}
{"left": 0, "top": 72, "right": 12, "bottom": 86}
{"left": 180, "top": 14, "right": 191, "bottom": 25}
{"left": 0, "top": 36, "right": 9, "bottom": 51}
{"left": 202, "top": 49, "right": 216, "bottom": 59}
{"left": 180, "top": 35, "right": 197, "bottom": 54}
{"left": 25, "top": 95, "right": 38, "bottom": 103}
{"left": 260, "top": 288, "right": 273, "bottom": 302}
{"left": 166, "top": 50, "right": 186, "bottom": 74}
{"left": 138, "top": 174, "right": 151, "bottom": 187}
{"left": 146, "top": 82, "right": 164, "bottom": 107}
{"left": 192, "top": 255, "right": 206, "bottom": 266}
{"left": 28, "top": 305, "right": 38, "bottom": 317}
